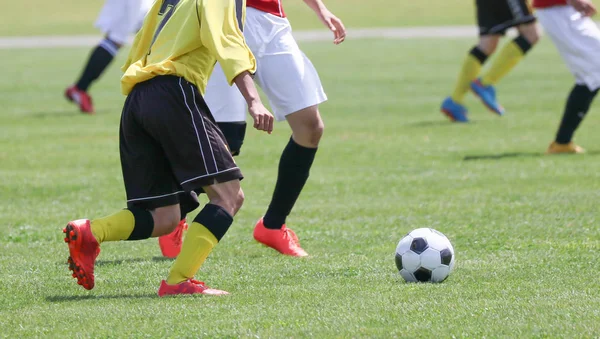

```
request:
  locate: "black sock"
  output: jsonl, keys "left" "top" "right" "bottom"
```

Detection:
{"left": 263, "top": 137, "right": 317, "bottom": 229}
{"left": 126, "top": 206, "right": 154, "bottom": 241}
{"left": 555, "top": 84, "right": 598, "bottom": 144}
{"left": 194, "top": 204, "right": 233, "bottom": 241}
{"left": 469, "top": 46, "right": 488, "bottom": 64}
{"left": 75, "top": 39, "right": 119, "bottom": 91}
{"left": 513, "top": 35, "right": 534, "bottom": 54}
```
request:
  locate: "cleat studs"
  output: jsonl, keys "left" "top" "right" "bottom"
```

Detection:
{"left": 69, "top": 231, "right": 75, "bottom": 237}
{"left": 72, "top": 273, "right": 77, "bottom": 278}
{"left": 62, "top": 228, "right": 66, "bottom": 233}
{"left": 64, "top": 238, "right": 68, "bottom": 242}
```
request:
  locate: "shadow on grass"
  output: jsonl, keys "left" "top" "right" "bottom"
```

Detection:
{"left": 28, "top": 108, "right": 111, "bottom": 118}
{"left": 96, "top": 256, "right": 172, "bottom": 267}
{"left": 46, "top": 294, "right": 157, "bottom": 302}
{"left": 405, "top": 120, "right": 461, "bottom": 127}
{"left": 463, "top": 150, "right": 600, "bottom": 161}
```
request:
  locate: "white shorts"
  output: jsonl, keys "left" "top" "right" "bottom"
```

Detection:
{"left": 94, "top": 0, "right": 153, "bottom": 45}
{"left": 537, "top": 6, "right": 600, "bottom": 90}
{"left": 205, "top": 7, "right": 327, "bottom": 122}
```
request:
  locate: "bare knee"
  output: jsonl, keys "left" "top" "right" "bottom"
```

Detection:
{"left": 206, "top": 184, "right": 244, "bottom": 217}
{"left": 518, "top": 24, "right": 541, "bottom": 45}
{"left": 477, "top": 36, "right": 500, "bottom": 55}
{"left": 287, "top": 106, "right": 324, "bottom": 148}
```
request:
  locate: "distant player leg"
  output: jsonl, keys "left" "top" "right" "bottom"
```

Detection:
{"left": 550, "top": 84, "right": 598, "bottom": 152}
{"left": 537, "top": 5, "right": 600, "bottom": 154}
{"left": 64, "top": 38, "right": 120, "bottom": 114}
{"left": 441, "top": 37, "right": 497, "bottom": 122}
{"left": 479, "top": 24, "right": 539, "bottom": 87}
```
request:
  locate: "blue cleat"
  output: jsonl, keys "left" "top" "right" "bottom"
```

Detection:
{"left": 470, "top": 78, "right": 505, "bottom": 115}
{"left": 440, "top": 97, "right": 468, "bottom": 122}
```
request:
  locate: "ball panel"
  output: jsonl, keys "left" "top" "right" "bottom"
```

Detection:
{"left": 399, "top": 269, "right": 417, "bottom": 283}
{"left": 420, "top": 248, "right": 442, "bottom": 270}
{"left": 440, "top": 248, "right": 453, "bottom": 266}
{"left": 400, "top": 251, "right": 420, "bottom": 272}
{"left": 424, "top": 233, "right": 448, "bottom": 251}
{"left": 413, "top": 267, "right": 432, "bottom": 282}
{"left": 395, "top": 234, "right": 413, "bottom": 256}
{"left": 410, "top": 237, "right": 428, "bottom": 254}
{"left": 431, "top": 266, "right": 450, "bottom": 283}
{"left": 394, "top": 253, "right": 403, "bottom": 271}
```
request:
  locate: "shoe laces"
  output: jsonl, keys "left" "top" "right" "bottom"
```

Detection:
{"left": 282, "top": 227, "right": 301, "bottom": 248}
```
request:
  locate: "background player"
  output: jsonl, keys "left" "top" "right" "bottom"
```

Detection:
{"left": 163, "top": 0, "right": 347, "bottom": 258}
{"left": 64, "top": 0, "right": 152, "bottom": 114}
{"left": 441, "top": 0, "right": 540, "bottom": 122}
{"left": 62, "top": 0, "right": 274, "bottom": 296}
{"left": 535, "top": 0, "right": 599, "bottom": 154}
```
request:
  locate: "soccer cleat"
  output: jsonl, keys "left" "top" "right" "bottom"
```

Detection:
{"left": 157, "top": 279, "right": 229, "bottom": 297}
{"left": 440, "top": 97, "right": 469, "bottom": 122}
{"left": 546, "top": 141, "right": 585, "bottom": 154}
{"left": 253, "top": 218, "right": 308, "bottom": 257}
{"left": 63, "top": 219, "right": 100, "bottom": 290}
{"left": 158, "top": 219, "right": 188, "bottom": 258}
{"left": 64, "top": 85, "right": 95, "bottom": 114}
{"left": 470, "top": 78, "right": 505, "bottom": 115}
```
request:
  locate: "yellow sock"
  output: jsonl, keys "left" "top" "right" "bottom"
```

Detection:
{"left": 450, "top": 52, "right": 484, "bottom": 104}
{"left": 91, "top": 210, "right": 135, "bottom": 244}
{"left": 166, "top": 222, "right": 218, "bottom": 285}
{"left": 481, "top": 40, "right": 525, "bottom": 86}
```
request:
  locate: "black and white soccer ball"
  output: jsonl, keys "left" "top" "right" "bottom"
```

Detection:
{"left": 395, "top": 228, "right": 455, "bottom": 283}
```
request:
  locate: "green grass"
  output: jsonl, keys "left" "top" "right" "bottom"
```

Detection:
{"left": 2, "top": 36, "right": 600, "bottom": 337}
{"left": 2, "top": 0, "right": 475, "bottom": 36}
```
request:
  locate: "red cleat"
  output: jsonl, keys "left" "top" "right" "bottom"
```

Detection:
{"left": 158, "top": 219, "right": 188, "bottom": 258}
{"left": 65, "top": 85, "right": 95, "bottom": 114}
{"left": 253, "top": 218, "right": 308, "bottom": 257}
{"left": 158, "top": 279, "right": 229, "bottom": 297}
{"left": 63, "top": 219, "right": 100, "bottom": 290}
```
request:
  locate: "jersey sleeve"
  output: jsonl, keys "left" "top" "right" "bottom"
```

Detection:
{"left": 200, "top": 0, "right": 257, "bottom": 85}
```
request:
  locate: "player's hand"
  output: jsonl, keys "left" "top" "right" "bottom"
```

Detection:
{"left": 569, "top": 0, "right": 597, "bottom": 16}
{"left": 319, "top": 10, "right": 346, "bottom": 44}
{"left": 248, "top": 102, "right": 274, "bottom": 134}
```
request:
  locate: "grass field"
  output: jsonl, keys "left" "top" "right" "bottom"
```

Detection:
{"left": 3, "top": 0, "right": 474, "bottom": 36}
{"left": 3, "top": 2, "right": 600, "bottom": 337}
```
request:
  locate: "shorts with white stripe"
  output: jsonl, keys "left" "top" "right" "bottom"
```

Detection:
{"left": 476, "top": 0, "right": 536, "bottom": 36}
{"left": 120, "top": 75, "right": 242, "bottom": 210}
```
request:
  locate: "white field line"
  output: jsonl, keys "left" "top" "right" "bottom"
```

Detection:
{"left": 0, "top": 26, "right": 480, "bottom": 49}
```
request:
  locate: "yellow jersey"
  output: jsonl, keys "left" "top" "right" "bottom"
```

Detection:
{"left": 121, "top": 0, "right": 256, "bottom": 95}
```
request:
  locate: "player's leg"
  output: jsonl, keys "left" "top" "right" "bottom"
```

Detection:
{"left": 65, "top": 36, "right": 121, "bottom": 114}
{"left": 63, "top": 83, "right": 185, "bottom": 290}
{"left": 249, "top": 14, "right": 326, "bottom": 256}
{"left": 537, "top": 6, "right": 600, "bottom": 154}
{"left": 441, "top": 35, "right": 500, "bottom": 122}
{"left": 474, "top": 0, "right": 539, "bottom": 114}
{"left": 441, "top": 0, "right": 503, "bottom": 122}
{"left": 156, "top": 77, "right": 245, "bottom": 296}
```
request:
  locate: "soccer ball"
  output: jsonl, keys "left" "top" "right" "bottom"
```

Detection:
{"left": 395, "top": 228, "right": 455, "bottom": 283}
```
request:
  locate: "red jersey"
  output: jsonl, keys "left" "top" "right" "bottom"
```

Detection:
{"left": 532, "top": 0, "right": 568, "bottom": 8}
{"left": 247, "top": 0, "right": 286, "bottom": 17}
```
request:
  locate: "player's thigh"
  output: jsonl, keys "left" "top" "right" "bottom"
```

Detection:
{"left": 120, "top": 94, "right": 181, "bottom": 211}
{"left": 254, "top": 38, "right": 327, "bottom": 120}
{"left": 538, "top": 7, "right": 600, "bottom": 89}
{"left": 204, "top": 62, "right": 247, "bottom": 123}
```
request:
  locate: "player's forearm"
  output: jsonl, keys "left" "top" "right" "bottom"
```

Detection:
{"left": 303, "top": 0, "right": 329, "bottom": 16}
{"left": 233, "top": 71, "right": 262, "bottom": 106}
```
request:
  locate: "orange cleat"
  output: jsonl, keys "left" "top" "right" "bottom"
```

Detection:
{"left": 65, "top": 85, "right": 95, "bottom": 114}
{"left": 63, "top": 219, "right": 100, "bottom": 290}
{"left": 158, "top": 219, "right": 188, "bottom": 258}
{"left": 157, "top": 279, "right": 229, "bottom": 297}
{"left": 546, "top": 141, "right": 585, "bottom": 154}
{"left": 253, "top": 218, "right": 308, "bottom": 257}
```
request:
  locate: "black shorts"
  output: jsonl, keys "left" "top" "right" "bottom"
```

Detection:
{"left": 476, "top": 0, "right": 536, "bottom": 36}
{"left": 120, "top": 75, "right": 242, "bottom": 210}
